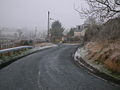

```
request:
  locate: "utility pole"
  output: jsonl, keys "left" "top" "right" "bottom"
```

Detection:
{"left": 48, "top": 11, "right": 50, "bottom": 42}
{"left": 35, "top": 26, "right": 37, "bottom": 38}
{"left": 0, "top": 29, "right": 1, "bottom": 37}
{"left": 34, "top": 26, "right": 37, "bottom": 47}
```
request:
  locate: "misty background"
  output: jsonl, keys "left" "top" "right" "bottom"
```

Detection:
{"left": 0, "top": 0, "right": 87, "bottom": 32}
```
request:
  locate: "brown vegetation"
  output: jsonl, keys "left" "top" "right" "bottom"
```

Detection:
{"left": 84, "top": 17, "right": 120, "bottom": 42}
{"left": 84, "top": 17, "right": 120, "bottom": 73}
{"left": 85, "top": 40, "right": 120, "bottom": 73}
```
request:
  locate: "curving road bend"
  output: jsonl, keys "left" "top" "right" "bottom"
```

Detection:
{"left": 0, "top": 44, "right": 120, "bottom": 90}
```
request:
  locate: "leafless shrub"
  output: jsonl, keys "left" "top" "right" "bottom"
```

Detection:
{"left": 84, "top": 17, "right": 120, "bottom": 42}
{"left": 99, "top": 17, "right": 120, "bottom": 41}
{"left": 84, "top": 25, "right": 101, "bottom": 42}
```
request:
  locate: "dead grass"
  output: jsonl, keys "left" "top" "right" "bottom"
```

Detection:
{"left": 85, "top": 40, "right": 120, "bottom": 73}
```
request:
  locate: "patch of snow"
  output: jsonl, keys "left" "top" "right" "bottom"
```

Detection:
{"left": 74, "top": 48, "right": 81, "bottom": 60}
{"left": 74, "top": 47, "right": 88, "bottom": 61}
{"left": 28, "top": 44, "right": 58, "bottom": 53}
{"left": 74, "top": 47, "right": 108, "bottom": 72}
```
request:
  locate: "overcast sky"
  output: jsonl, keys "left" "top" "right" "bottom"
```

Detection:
{"left": 0, "top": 0, "right": 87, "bottom": 31}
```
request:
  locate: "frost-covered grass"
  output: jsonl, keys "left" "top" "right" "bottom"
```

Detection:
{"left": 0, "top": 44, "right": 57, "bottom": 66}
{"left": 74, "top": 47, "right": 120, "bottom": 80}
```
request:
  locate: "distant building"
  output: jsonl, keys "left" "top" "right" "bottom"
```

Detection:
{"left": 73, "top": 24, "right": 87, "bottom": 38}
{"left": 76, "top": 25, "right": 84, "bottom": 32}
{"left": 74, "top": 32, "right": 81, "bottom": 37}
{"left": 62, "top": 35, "right": 67, "bottom": 42}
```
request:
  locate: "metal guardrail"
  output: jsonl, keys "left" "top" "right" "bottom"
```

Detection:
{"left": 0, "top": 46, "right": 33, "bottom": 54}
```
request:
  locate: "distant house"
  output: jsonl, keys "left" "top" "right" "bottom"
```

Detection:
{"left": 61, "top": 35, "right": 67, "bottom": 42}
{"left": 74, "top": 32, "right": 81, "bottom": 37}
{"left": 74, "top": 25, "right": 87, "bottom": 38}
{"left": 76, "top": 25, "right": 84, "bottom": 32}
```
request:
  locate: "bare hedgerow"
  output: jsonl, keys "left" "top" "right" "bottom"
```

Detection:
{"left": 84, "top": 17, "right": 120, "bottom": 42}
{"left": 99, "top": 17, "right": 120, "bottom": 41}
{"left": 84, "top": 24, "right": 101, "bottom": 42}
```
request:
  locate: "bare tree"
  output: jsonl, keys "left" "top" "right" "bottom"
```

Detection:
{"left": 84, "top": 16, "right": 97, "bottom": 26}
{"left": 74, "top": 0, "right": 120, "bottom": 21}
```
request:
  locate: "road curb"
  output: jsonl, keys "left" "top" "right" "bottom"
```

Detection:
{"left": 73, "top": 47, "right": 120, "bottom": 86}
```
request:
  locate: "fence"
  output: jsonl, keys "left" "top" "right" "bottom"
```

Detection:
{"left": 0, "top": 43, "right": 15, "bottom": 49}
{"left": 0, "top": 40, "right": 34, "bottom": 50}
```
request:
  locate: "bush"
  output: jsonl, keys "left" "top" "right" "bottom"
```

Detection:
{"left": 99, "top": 17, "right": 120, "bottom": 41}
{"left": 84, "top": 17, "right": 120, "bottom": 42}
{"left": 84, "top": 24, "right": 101, "bottom": 42}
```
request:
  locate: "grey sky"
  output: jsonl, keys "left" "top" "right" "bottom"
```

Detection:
{"left": 0, "top": 0, "right": 87, "bottom": 31}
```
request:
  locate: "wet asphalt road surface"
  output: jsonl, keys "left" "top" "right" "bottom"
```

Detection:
{"left": 0, "top": 44, "right": 120, "bottom": 90}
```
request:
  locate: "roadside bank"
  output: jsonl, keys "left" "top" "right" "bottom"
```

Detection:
{"left": 74, "top": 44, "right": 120, "bottom": 85}
{"left": 0, "top": 43, "right": 57, "bottom": 69}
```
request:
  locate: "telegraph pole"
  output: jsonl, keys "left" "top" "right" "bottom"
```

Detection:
{"left": 48, "top": 11, "right": 50, "bottom": 42}
{"left": 35, "top": 26, "right": 37, "bottom": 39}
{"left": 33, "top": 26, "right": 37, "bottom": 47}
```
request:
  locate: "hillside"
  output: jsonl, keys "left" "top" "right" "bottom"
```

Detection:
{"left": 84, "top": 17, "right": 120, "bottom": 73}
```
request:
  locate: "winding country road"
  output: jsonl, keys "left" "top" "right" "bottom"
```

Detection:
{"left": 0, "top": 44, "right": 120, "bottom": 90}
